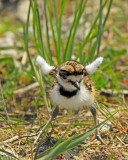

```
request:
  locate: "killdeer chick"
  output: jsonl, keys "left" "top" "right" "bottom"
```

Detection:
{"left": 36, "top": 55, "right": 105, "bottom": 145}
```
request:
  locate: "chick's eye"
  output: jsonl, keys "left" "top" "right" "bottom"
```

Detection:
{"left": 59, "top": 72, "right": 66, "bottom": 79}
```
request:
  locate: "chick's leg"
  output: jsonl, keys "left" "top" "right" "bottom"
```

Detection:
{"left": 33, "top": 106, "right": 59, "bottom": 147}
{"left": 90, "top": 104, "right": 106, "bottom": 145}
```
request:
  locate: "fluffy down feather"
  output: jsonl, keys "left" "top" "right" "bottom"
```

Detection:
{"left": 86, "top": 57, "right": 103, "bottom": 74}
{"left": 36, "top": 55, "right": 54, "bottom": 75}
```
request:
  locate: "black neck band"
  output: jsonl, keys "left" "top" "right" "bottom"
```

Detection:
{"left": 59, "top": 85, "right": 78, "bottom": 98}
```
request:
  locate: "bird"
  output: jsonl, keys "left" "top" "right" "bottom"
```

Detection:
{"left": 36, "top": 55, "right": 105, "bottom": 145}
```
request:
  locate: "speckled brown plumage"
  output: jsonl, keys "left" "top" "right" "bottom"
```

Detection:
{"left": 49, "top": 60, "right": 97, "bottom": 100}
{"left": 83, "top": 76, "right": 98, "bottom": 98}
{"left": 49, "top": 68, "right": 58, "bottom": 78}
{"left": 60, "top": 61, "right": 84, "bottom": 74}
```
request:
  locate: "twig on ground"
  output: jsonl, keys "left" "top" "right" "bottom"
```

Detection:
{"left": 116, "top": 136, "right": 126, "bottom": 146}
{"left": 0, "top": 136, "right": 19, "bottom": 146}
{"left": 21, "top": 51, "right": 27, "bottom": 65}
{"left": 101, "top": 89, "right": 128, "bottom": 96}
{"left": 111, "top": 145, "right": 128, "bottom": 149}
{"left": 0, "top": 133, "right": 39, "bottom": 146}
{"left": 32, "top": 117, "right": 52, "bottom": 147}
{"left": 0, "top": 107, "right": 59, "bottom": 147}
{"left": 14, "top": 82, "right": 39, "bottom": 95}
{"left": 83, "top": 139, "right": 97, "bottom": 147}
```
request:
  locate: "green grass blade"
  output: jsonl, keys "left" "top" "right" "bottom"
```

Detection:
{"left": 57, "top": 0, "right": 66, "bottom": 64}
{"left": 96, "top": 0, "right": 113, "bottom": 58}
{"left": 0, "top": 83, "right": 9, "bottom": 122}
{"left": 53, "top": 0, "right": 58, "bottom": 32}
{"left": 103, "top": 0, "right": 113, "bottom": 27}
{"left": 112, "top": 25, "right": 128, "bottom": 43}
{"left": 24, "top": 0, "right": 45, "bottom": 97}
{"left": 44, "top": 0, "right": 53, "bottom": 64}
{"left": 99, "top": 103, "right": 117, "bottom": 121}
{"left": 24, "top": 1, "right": 34, "bottom": 71}
{"left": 24, "top": 0, "right": 38, "bottom": 77}
{"left": 0, "top": 149, "right": 20, "bottom": 160}
{"left": 36, "top": 125, "right": 71, "bottom": 159}
{"left": 34, "top": 130, "right": 48, "bottom": 160}
{"left": 32, "top": 14, "right": 41, "bottom": 56}
{"left": 45, "top": 0, "right": 58, "bottom": 62}
{"left": 91, "top": 0, "right": 113, "bottom": 59}
{"left": 75, "top": 0, "right": 108, "bottom": 61}
{"left": 37, "top": 114, "right": 115, "bottom": 160}
{"left": 38, "top": 69, "right": 46, "bottom": 96}
{"left": 33, "top": 1, "right": 47, "bottom": 60}
{"left": 31, "top": 0, "right": 52, "bottom": 64}
{"left": 63, "top": 2, "right": 79, "bottom": 61}
{"left": 36, "top": 9, "right": 46, "bottom": 58}
{"left": 64, "top": 0, "right": 87, "bottom": 61}
{"left": 87, "top": 40, "right": 97, "bottom": 62}
{"left": 96, "top": 0, "right": 103, "bottom": 57}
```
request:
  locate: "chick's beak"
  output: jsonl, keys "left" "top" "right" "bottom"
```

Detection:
{"left": 73, "top": 81, "right": 80, "bottom": 90}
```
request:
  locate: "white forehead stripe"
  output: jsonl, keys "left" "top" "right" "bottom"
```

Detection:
{"left": 67, "top": 75, "right": 83, "bottom": 81}
{"left": 36, "top": 55, "right": 54, "bottom": 75}
{"left": 86, "top": 57, "right": 103, "bottom": 74}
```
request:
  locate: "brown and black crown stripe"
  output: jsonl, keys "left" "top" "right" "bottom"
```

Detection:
{"left": 59, "top": 69, "right": 83, "bottom": 76}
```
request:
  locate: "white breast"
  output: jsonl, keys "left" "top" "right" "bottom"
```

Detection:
{"left": 51, "top": 83, "right": 94, "bottom": 110}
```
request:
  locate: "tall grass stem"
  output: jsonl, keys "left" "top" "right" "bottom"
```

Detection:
{"left": 96, "top": 0, "right": 103, "bottom": 57}
{"left": 0, "top": 83, "right": 9, "bottom": 123}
